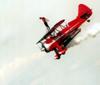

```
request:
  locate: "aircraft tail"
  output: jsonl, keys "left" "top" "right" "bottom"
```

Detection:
{"left": 68, "top": 4, "right": 92, "bottom": 26}
{"left": 78, "top": 4, "right": 92, "bottom": 18}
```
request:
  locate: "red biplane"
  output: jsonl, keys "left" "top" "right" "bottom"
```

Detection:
{"left": 36, "top": 4, "right": 92, "bottom": 59}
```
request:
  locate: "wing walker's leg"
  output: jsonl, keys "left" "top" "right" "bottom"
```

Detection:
{"left": 44, "top": 22, "right": 50, "bottom": 31}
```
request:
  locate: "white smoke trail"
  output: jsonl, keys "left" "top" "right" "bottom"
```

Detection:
{"left": 0, "top": 52, "right": 44, "bottom": 85}
{"left": 68, "top": 23, "right": 100, "bottom": 48}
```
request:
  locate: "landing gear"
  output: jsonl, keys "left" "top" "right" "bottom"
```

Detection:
{"left": 55, "top": 54, "right": 61, "bottom": 59}
{"left": 54, "top": 48, "right": 61, "bottom": 59}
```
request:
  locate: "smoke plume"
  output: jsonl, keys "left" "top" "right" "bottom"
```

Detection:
{"left": 68, "top": 23, "right": 100, "bottom": 48}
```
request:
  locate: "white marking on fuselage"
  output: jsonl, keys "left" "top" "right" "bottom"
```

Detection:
{"left": 43, "top": 21, "right": 81, "bottom": 50}
{"left": 56, "top": 22, "right": 80, "bottom": 40}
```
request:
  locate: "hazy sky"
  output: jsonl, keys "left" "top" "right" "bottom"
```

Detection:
{"left": 0, "top": 0, "right": 100, "bottom": 85}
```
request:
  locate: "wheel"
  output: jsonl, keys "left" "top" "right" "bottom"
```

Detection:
{"left": 55, "top": 55, "right": 61, "bottom": 59}
{"left": 87, "top": 20, "right": 90, "bottom": 22}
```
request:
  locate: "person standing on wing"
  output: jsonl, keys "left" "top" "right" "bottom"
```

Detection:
{"left": 40, "top": 17, "right": 50, "bottom": 31}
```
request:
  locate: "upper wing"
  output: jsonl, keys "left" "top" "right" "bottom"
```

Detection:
{"left": 36, "top": 19, "right": 65, "bottom": 44}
